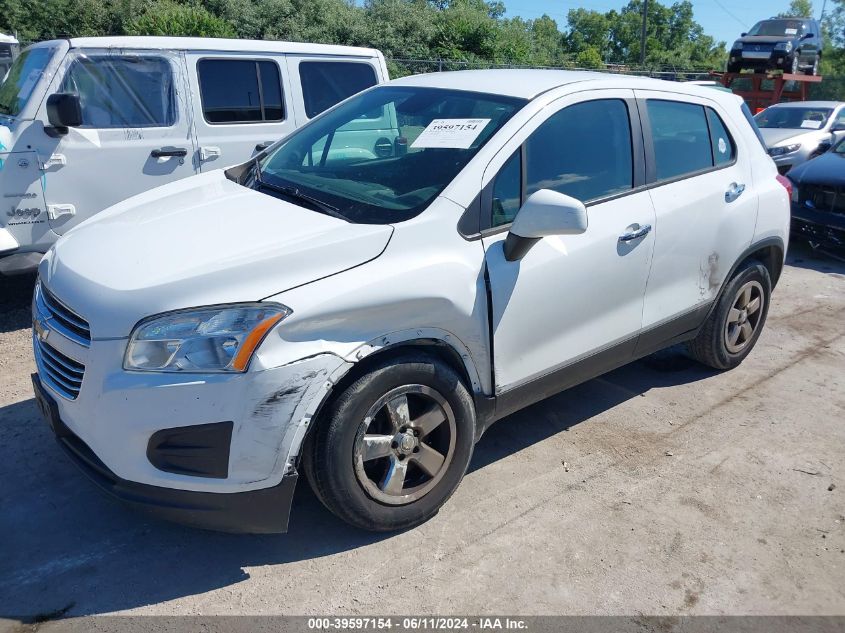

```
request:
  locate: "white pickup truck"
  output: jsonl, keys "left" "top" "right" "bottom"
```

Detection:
{"left": 0, "top": 36, "right": 390, "bottom": 275}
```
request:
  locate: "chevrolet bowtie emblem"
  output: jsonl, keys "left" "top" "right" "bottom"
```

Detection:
{"left": 34, "top": 317, "right": 50, "bottom": 342}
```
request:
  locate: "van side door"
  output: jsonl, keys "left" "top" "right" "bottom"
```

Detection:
{"left": 634, "top": 91, "right": 757, "bottom": 354}
{"left": 37, "top": 48, "right": 198, "bottom": 236}
{"left": 185, "top": 52, "right": 296, "bottom": 171}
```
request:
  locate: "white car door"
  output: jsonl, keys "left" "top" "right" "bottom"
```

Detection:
{"left": 39, "top": 49, "right": 198, "bottom": 236}
{"left": 185, "top": 52, "right": 297, "bottom": 171}
{"left": 482, "top": 91, "right": 656, "bottom": 397}
{"left": 635, "top": 91, "right": 757, "bottom": 339}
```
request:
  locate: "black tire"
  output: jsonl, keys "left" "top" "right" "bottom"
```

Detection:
{"left": 726, "top": 62, "right": 741, "bottom": 73}
{"left": 302, "top": 353, "right": 476, "bottom": 531}
{"left": 687, "top": 261, "right": 772, "bottom": 370}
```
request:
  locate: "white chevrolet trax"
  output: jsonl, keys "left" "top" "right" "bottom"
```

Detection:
{"left": 32, "top": 70, "right": 790, "bottom": 533}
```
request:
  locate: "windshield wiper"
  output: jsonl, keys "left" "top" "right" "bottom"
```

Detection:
{"left": 252, "top": 160, "right": 348, "bottom": 221}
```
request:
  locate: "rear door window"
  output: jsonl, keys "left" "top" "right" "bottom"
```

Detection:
{"left": 59, "top": 55, "right": 175, "bottom": 128}
{"left": 706, "top": 108, "right": 736, "bottom": 166}
{"left": 299, "top": 61, "right": 378, "bottom": 119}
{"left": 197, "top": 59, "right": 284, "bottom": 124}
{"left": 647, "top": 100, "right": 713, "bottom": 181}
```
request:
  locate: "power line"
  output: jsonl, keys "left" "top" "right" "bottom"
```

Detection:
{"left": 708, "top": 0, "right": 749, "bottom": 30}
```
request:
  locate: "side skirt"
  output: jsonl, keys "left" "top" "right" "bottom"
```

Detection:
{"left": 475, "top": 301, "right": 712, "bottom": 437}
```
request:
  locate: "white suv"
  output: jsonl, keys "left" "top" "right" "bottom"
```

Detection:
{"left": 32, "top": 70, "right": 790, "bottom": 533}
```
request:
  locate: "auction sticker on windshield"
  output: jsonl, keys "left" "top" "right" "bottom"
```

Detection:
{"left": 411, "top": 118, "right": 491, "bottom": 149}
{"left": 801, "top": 119, "right": 823, "bottom": 129}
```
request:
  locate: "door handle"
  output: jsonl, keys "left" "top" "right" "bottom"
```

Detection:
{"left": 151, "top": 147, "right": 188, "bottom": 158}
{"left": 619, "top": 223, "right": 652, "bottom": 242}
{"left": 725, "top": 182, "right": 746, "bottom": 203}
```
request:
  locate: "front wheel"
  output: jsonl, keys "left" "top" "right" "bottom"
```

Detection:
{"left": 302, "top": 354, "right": 476, "bottom": 531}
{"left": 687, "top": 261, "right": 772, "bottom": 370}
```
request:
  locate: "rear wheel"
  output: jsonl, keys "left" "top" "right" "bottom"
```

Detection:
{"left": 687, "top": 261, "right": 771, "bottom": 370}
{"left": 303, "top": 354, "right": 476, "bottom": 531}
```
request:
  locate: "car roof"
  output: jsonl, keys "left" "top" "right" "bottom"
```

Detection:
{"left": 388, "top": 69, "right": 734, "bottom": 101}
{"left": 54, "top": 36, "right": 381, "bottom": 58}
{"left": 768, "top": 101, "right": 843, "bottom": 108}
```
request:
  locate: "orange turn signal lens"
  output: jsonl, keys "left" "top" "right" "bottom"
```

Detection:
{"left": 232, "top": 312, "right": 286, "bottom": 371}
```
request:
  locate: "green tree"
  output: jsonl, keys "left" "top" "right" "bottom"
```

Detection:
{"left": 127, "top": 1, "right": 238, "bottom": 37}
{"left": 779, "top": 0, "right": 814, "bottom": 18}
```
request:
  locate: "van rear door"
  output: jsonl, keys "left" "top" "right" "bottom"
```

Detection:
{"left": 38, "top": 48, "right": 198, "bottom": 236}
{"left": 185, "top": 53, "right": 297, "bottom": 171}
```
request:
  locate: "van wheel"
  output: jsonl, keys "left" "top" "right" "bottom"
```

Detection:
{"left": 303, "top": 354, "right": 475, "bottom": 531}
{"left": 687, "top": 261, "right": 771, "bottom": 370}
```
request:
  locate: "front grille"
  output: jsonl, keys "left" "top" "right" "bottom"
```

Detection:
{"left": 35, "top": 338, "right": 85, "bottom": 400}
{"left": 34, "top": 282, "right": 91, "bottom": 346}
{"left": 800, "top": 184, "right": 845, "bottom": 217}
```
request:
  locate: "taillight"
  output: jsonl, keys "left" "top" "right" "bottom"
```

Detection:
{"left": 776, "top": 174, "right": 793, "bottom": 199}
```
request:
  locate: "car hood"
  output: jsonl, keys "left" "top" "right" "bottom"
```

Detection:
{"left": 39, "top": 170, "right": 394, "bottom": 339}
{"left": 787, "top": 150, "right": 845, "bottom": 185}
{"left": 759, "top": 127, "right": 824, "bottom": 147}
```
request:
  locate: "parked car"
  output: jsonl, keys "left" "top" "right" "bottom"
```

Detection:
{"left": 754, "top": 101, "right": 845, "bottom": 174}
{"left": 32, "top": 70, "right": 790, "bottom": 534}
{"left": 0, "top": 36, "right": 389, "bottom": 275}
{"left": 728, "top": 17, "right": 822, "bottom": 75}
{"left": 0, "top": 32, "right": 19, "bottom": 81}
{"left": 787, "top": 137, "right": 845, "bottom": 250}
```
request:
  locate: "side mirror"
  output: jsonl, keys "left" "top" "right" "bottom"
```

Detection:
{"left": 803, "top": 32, "right": 814, "bottom": 39}
{"left": 740, "top": 32, "right": 747, "bottom": 37}
{"left": 45, "top": 93, "right": 82, "bottom": 135}
{"left": 503, "top": 189, "right": 588, "bottom": 262}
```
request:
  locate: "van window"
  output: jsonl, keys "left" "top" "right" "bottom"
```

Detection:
{"left": 60, "top": 56, "right": 175, "bottom": 128}
{"left": 0, "top": 47, "right": 56, "bottom": 117}
{"left": 299, "top": 61, "right": 378, "bottom": 119}
{"left": 706, "top": 108, "right": 735, "bottom": 166}
{"left": 525, "top": 99, "right": 633, "bottom": 203}
{"left": 647, "top": 100, "right": 713, "bottom": 181}
{"left": 491, "top": 151, "right": 522, "bottom": 227}
{"left": 197, "top": 59, "right": 284, "bottom": 124}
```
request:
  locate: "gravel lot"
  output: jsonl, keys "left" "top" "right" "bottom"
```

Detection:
{"left": 1, "top": 243, "right": 843, "bottom": 624}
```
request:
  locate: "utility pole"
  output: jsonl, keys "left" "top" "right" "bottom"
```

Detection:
{"left": 640, "top": 0, "right": 649, "bottom": 67}
{"left": 820, "top": 0, "right": 828, "bottom": 23}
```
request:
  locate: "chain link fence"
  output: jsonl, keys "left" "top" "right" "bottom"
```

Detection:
{"left": 387, "top": 57, "right": 717, "bottom": 81}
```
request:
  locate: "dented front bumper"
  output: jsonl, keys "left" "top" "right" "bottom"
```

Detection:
{"left": 36, "top": 335, "right": 350, "bottom": 531}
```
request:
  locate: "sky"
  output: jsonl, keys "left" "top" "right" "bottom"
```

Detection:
{"left": 500, "top": 0, "right": 806, "bottom": 47}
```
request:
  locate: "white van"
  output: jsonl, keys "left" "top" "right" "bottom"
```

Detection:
{"left": 0, "top": 32, "right": 19, "bottom": 80}
{"left": 0, "top": 36, "right": 389, "bottom": 274}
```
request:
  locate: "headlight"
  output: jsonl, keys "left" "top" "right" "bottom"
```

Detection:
{"left": 769, "top": 143, "right": 801, "bottom": 157}
{"left": 125, "top": 303, "right": 291, "bottom": 373}
{"left": 732, "top": 40, "right": 744, "bottom": 50}
{"left": 774, "top": 41, "right": 793, "bottom": 52}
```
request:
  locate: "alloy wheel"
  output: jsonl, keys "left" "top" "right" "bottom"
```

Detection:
{"left": 724, "top": 280, "right": 765, "bottom": 354}
{"left": 353, "top": 385, "right": 456, "bottom": 506}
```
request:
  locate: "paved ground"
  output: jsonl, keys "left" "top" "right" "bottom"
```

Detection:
{"left": 1, "top": 243, "right": 844, "bottom": 624}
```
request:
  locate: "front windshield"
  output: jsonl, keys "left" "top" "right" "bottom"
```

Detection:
{"left": 755, "top": 106, "right": 832, "bottom": 130}
{"left": 0, "top": 46, "right": 55, "bottom": 117}
{"left": 748, "top": 19, "right": 803, "bottom": 37}
{"left": 255, "top": 86, "right": 526, "bottom": 223}
{"left": 834, "top": 138, "right": 845, "bottom": 154}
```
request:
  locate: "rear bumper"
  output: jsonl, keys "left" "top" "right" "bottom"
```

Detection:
{"left": 34, "top": 374, "right": 298, "bottom": 533}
